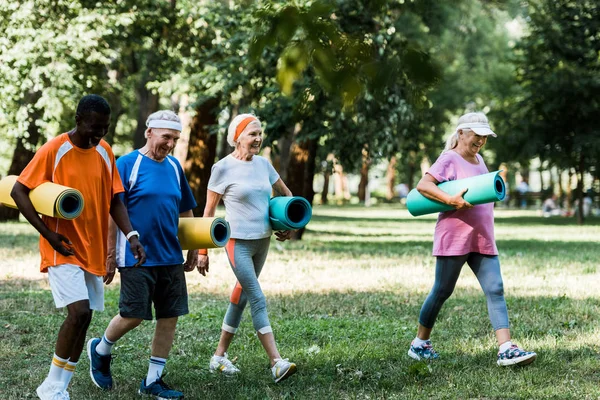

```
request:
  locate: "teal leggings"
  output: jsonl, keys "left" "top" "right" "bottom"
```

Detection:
{"left": 419, "top": 253, "right": 510, "bottom": 331}
{"left": 222, "top": 237, "right": 272, "bottom": 334}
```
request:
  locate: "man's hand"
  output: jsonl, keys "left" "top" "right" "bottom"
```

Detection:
{"left": 104, "top": 254, "right": 117, "bottom": 284}
{"left": 197, "top": 254, "right": 209, "bottom": 276}
{"left": 128, "top": 236, "right": 146, "bottom": 267}
{"left": 184, "top": 249, "right": 198, "bottom": 273}
{"left": 46, "top": 232, "right": 75, "bottom": 256}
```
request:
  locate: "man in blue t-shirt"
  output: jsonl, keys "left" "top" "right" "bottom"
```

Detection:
{"left": 86, "top": 111, "right": 205, "bottom": 399}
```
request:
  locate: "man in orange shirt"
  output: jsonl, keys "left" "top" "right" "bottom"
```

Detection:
{"left": 11, "top": 94, "right": 146, "bottom": 400}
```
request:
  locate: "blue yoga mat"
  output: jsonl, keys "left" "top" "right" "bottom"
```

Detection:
{"left": 406, "top": 171, "right": 506, "bottom": 216}
{"left": 269, "top": 196, "right": 312, "bottom": 231}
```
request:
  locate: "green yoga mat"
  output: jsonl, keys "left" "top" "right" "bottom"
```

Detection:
{"left": 406, "top": 171, "right": 506, "bottom": 217}
{"left": 269, "top": 196, "right": 313, "bottom": 231}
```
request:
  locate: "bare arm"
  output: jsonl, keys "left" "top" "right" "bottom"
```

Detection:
{"left": 109, "top": 195, "right": 146, "bottom": 267}
{"left": 11, "top": 181, "right": 74, "bottom": 256}
{"left": 202, "top": 190, "right": 223, "bottom": 218}
{"left": 416, "top": 173, "right": 472, "bottom": 210}
{"left": 104, "top": 217, "right": 118, "bottom": 284}
{"left": 272, "top": 178, "right": 293, "bottom": 197}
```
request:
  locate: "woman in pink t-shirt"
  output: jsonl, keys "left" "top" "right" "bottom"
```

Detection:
{"left": 407, "top": 112, "right": 536, "bottom": 367}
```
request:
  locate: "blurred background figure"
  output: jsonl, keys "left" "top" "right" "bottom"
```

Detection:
{"left": 541, "top": 194, "right": 561, "bottom": 217}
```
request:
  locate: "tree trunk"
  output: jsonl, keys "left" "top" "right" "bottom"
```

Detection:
{"left": 566, "top": 169, "right": 573, "bottom": 210}
{"left": 133, "top": 80, "right": 159, "bottom": 149}
{"left": 218, "top": 105, "right": 238, "bottom": 160}
{"left": 285, "top": 136, "right": 317, "bottom": 240}
{"left": 184, "top": 98, "right": 220, "bottom": 215}
{"left": 321, "top": 154, "right": 335, "bottom": 205}
{"left": 275, "top": 124, "right": 296, "bottom": 182}
{"left": 0, "top": 95, "right": 43, "bottom": 221}
{"left": 357, "top": 147, "right": 370, "bottom": 203}
{"left": 576, "top": 154, "right": 585, "bottom": 225}
{"left": 386, "top": 156, "right": 397, "bottom": 201}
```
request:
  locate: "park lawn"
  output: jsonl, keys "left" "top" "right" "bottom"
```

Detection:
{"left": 1, "top": 206, "right": 599, "bottom": 399}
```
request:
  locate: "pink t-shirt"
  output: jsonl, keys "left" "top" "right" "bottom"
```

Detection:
{"left": 427, "top": 150, "right": 498, "bottom": 257}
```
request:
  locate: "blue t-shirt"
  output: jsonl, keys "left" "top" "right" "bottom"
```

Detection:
{"left": 115, "top": 151, "right": 197, "bottom": 267}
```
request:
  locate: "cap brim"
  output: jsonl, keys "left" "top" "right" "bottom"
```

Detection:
{"left": 471, "top": 126, "right": 497, "bottom": 137}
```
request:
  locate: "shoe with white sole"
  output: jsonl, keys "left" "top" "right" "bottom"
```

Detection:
{"left": 272, "top": 358, "right": 297, "bottom": 383}
{"left": 497, "top": 344, "right": 536, "bottom": 366}
{"left": 209, "top": 353, "right": 240, "bottom": 375}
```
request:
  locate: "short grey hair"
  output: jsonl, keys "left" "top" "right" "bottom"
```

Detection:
{"left": 227, "top": 113, "right": 262, "bottom": 147}
{"left": 443, "top": 112, "right": 489, "bottom": 153}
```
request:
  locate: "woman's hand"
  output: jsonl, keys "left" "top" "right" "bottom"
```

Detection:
{"left": 197, "top": 254, "right": 209, "bottom": 276}
{"left": 275, "top": 230, "right": 293, "bottom": 242}
{"left": 448, "top": 188, "right": 473, "bottom": 210}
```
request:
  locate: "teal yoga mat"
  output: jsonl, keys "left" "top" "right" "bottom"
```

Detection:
{"left": 269, "top": 196, "right": 312, "bottom": 231}
{"left": 406, "top": 171, "right": 506, "bottom": 217}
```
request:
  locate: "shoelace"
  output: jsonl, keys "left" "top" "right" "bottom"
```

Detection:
{"left": 98, "top": 354, "right": 114, "bottom": 374}
{"left": 220, "top": 356, "right": 236, "bottom": 368}
{"left": 154, "top": 376, "right": 174, "bottom": 391}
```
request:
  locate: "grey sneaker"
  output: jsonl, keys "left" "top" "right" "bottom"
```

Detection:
{"left": 271, "top": 358, "right": 297, "bottom": 383}
{"left": 209, "top": 353, "right": 240, "bottom": 375}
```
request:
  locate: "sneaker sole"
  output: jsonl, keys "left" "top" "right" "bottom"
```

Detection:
{"left": 87, "top": 338, "right": 113, "bottom": 390}
{"left": 209, "top": 365, "right": 240, "bottom": 377}
{"left": 138, "top": 389, "right": 183, "bottom": 399}
{"left": 497, "top": 353, "right": 537, "bottom": 367}
{"left": 407, "top": 349, "right": 422, "bottom": 361}
{"left": 408, "top": 348, "right": 438, "bottom": 361}
{"left": 274, "top": 364, "right": 297, "bottom": 383}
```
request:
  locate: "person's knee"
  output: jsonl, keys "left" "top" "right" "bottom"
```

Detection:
{"left": 484, "top": 280, "right": 505, "bottom": 298}
{"left": 156, "top": 317, "right": 178, "bottom": 331}
{"left": 119, "top": 315, "right": 143, "bottom": 330}
{"left": 432, "top": 285, "right": 454, "bottom": 302}
{"left": 249, "top": 293, "right": 267, "bottom": 314}
{"left": 67, "top": 304, "right": 92, "bottom": 327}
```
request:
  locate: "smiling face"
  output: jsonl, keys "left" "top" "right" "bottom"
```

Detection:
{"left": 75, "top": 112, "right": 110, "bottom": 148}
{"left": 146, "top": 128, "right": 180, "bottom": 161}
{"left": 457, "top": 128, "right": 487, "bottom": 158}
{"left": 236, "top": 123, "right": 263, "bottom": 158}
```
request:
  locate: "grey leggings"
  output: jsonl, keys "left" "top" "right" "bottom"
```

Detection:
{"left": 419, "top": 253, "right": 510, "bottom": 331}
{"left": 222, "top": 237, "right": 272, "bottom": 334}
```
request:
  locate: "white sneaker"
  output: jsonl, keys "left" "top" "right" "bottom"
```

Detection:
{"left": 271, "top": 358, "right": 297, "bottom": 383}
{"left": 209, "top": 353, "right": 240, "bottom": 375}
{"left": 36, "top": 379, "right": 69, "bottom": 400}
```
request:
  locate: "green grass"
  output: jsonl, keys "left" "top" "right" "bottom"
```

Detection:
{"left": 1, "top": 206, "right": 600, "bottom": 399}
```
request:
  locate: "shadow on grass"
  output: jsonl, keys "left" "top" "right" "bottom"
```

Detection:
{"left": 1, "top": 284, "right": 600, "bottom": 399}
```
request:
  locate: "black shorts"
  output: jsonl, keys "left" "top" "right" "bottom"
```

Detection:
{"left": 118, "top": 264, "right": 188, "bottom": 320}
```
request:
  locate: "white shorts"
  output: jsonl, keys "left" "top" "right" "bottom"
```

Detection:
{"left": 47, "top": 264, "right": 104, "bottom": 311}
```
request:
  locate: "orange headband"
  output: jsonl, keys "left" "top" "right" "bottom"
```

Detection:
{"left": 234, "top": 117, "right": 257, "bottom": 142}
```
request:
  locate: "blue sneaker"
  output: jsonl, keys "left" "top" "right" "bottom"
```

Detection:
{"left": 497, "top": 344, "right": 536, "bottom": 366}
{"left": 408, "top": 340, "right": 439, "bottom": 361}
{"left": 87, "top": 338, "right": 113, "bottom": 389}
{"left": 139, "top": 376, "right": 184, "bottom": 399}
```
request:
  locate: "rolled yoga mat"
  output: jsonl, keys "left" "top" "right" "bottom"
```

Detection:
{"left": 178, "top": 217, "right": 231, "bottom": 250}
{"left": 269, "top": 196, "right": 313, "bottom": 231}
{"left": 0, "top": 175, "right": 84, "bottom": 219}
{"left": 406, "top": 170, "right": 506, "bottom": 217}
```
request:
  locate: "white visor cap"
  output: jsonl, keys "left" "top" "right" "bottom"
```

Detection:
{"left": 456, "top": 122, "right": 497, "bottom": 137}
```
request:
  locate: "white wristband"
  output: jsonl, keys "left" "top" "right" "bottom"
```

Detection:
{"left": 126, "top": 230, "right": 139, "bottom": 241}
